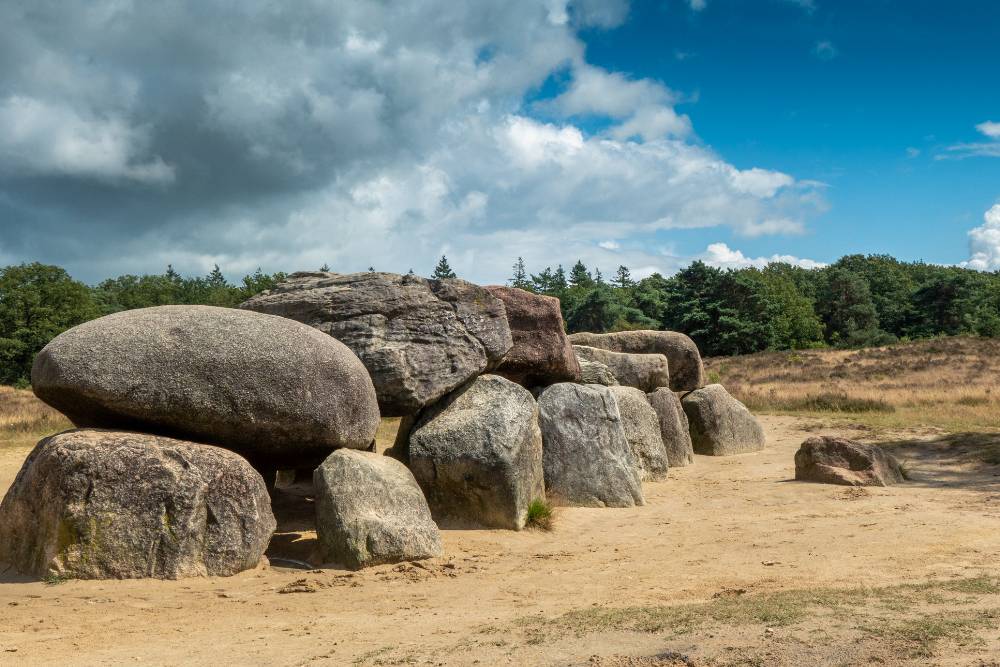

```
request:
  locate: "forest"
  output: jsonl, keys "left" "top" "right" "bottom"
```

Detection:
{"left": 1, "top": 254, "right": 998, "bottom": 386}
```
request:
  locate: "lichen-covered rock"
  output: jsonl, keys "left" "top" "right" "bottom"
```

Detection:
{"left": 241, "top": 271, "right": 512, "bottom": 416}
{"left": 569, "top": 330, "right": 705, "bottom": 391}
{"left": 0, "top": 429, "right": 274, "bottom": 580}
{"left": 313, "top": 450, "right": 442, "bottom": 569}
{"left": 537, "top": 383, "right": 644, "bottom": 508}
{"left": 795, "top": 436, "right": 907, "bottom": 487}
{"left": 485, "top": 286, "right": 581, "bottom": 386}
{"left": 681, "top": 384, "right": 765, "bottom": 456}
{"left": 573, "top": 345, "right": 669, "bottom": 392}
{"left": 32, "top": 305, "right": 379, "bottom": 469}
{"left": 408, "top": 375, "right": 544, "bottom": 529}
{"left": 608, "top": 386, "right": 669, "bottom": 481}
{"left": 646, "top": 388, "right": 695, "bottom": 467}
{"left": 578, "top": 358, "right": 618, "bottom": 386}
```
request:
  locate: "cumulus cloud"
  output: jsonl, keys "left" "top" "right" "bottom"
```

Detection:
{"left": 701, "top": 242, "right": 826, "bottom": 269}
{"left": 0, "top": 0, "right": 823, "bottom": 283}
{"left": 976, "top": 121, "right": 1000, "bottom": 139}
{"left": 960, "top": 204, "right": 1000, "bottom": 271}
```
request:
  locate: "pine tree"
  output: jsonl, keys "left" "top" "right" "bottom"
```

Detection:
{"left": 594, "top": 267, "right": 605, "bottom": 285}
{"left": 368, "top": 266, "right": 375, "bottom": 272}
{"left": 206, "top": 264, "right": 227, "bottom": 288}
{"left": 510, "top": 257, "right": 531, "bottom": 289}
{"left": 320, "top": 263, "right": 331, "bottom": 272}
{"left": 612, "top": 265, "right": 634, "bottom": 290}
{"left": 432, "top": 255, "right": 457, "bottom": 279}
{"left": 569, "top": 260, "right": 593, "bottom": 288}
{"left": 531, "top": 266, "right": 554, "bottom": 293}
{"left": 552, "top": 265, "right": 568, "bottom": 291}
{"left": 165, "top": 264, "right": 182, "bottom": 284}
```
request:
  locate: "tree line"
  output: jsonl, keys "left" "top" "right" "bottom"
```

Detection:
{"left": 1, "top": 254, "right": 998, "bottom": 385}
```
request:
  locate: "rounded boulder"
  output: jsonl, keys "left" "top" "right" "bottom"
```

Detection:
{"left": 31, "top": 305, "right": 380, "bottom": 469}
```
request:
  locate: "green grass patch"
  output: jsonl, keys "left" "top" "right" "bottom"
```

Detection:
{"left": 525, "top": 498, "right": 553, "bottom": 531}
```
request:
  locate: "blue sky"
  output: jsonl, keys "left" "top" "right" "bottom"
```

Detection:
{"left": 577, "top": 0, "right": 1000, "bottom": 267}
{"left": 0, "top": 0, "right": 998, "bottom": 282}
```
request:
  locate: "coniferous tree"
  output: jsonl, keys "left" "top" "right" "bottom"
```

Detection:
{"left": 569, "top": 260, "right": 594, "bottom": 288}
{"left": 552, "top": 265, "right": 568, "bottom": 291}
{"left": 432, "top": 255, "right": 457, "bottom": 279}
{"left": 612, "top": 265, "right": 634, "bottom": 290}
{"left": 510, "top": 257, "right": 531, "bottom": 289}
{"left": 319, "top": 263, "right": 331, "bottom": 272}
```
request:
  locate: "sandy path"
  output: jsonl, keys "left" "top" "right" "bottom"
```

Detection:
{"left": 1, "top": 415, "right": 999, "bottom": 665}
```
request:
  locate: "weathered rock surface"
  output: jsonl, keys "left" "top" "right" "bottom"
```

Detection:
{"left": 0, "top": 429, "right": 274, "bottom": 580}
{"left": 32, "top": 305, "right": 379, "bottom": 469}
{"left": 569, "top": 330, "right": 705, "bottom": 391}
{"left": 578, "top": 358, "right": 618, "bottom": 386}
{"left": 681, "top": 384, "right": 765, "bottom": 456}
{"left": 608, "top": 386, "right": 669, "bottom": 481}
{"left": 795, "top": 436, "right": 907, "bottom": 487}
{"left": 313, "top": 449, "right": 442, "bottom": 569}
{"left": 573, "top": 345, "right": 669, "bottom": 393}
{"left": 646, "top": 388, "right": 695, "bottom": 467}
{"left": 242, "top": 272, "right": 512, "bottom": 416}
{"left": 485, "top": 286, "right": 581, "bottom": 386}
{"left": 537, "top": 383, "right": 644, "bottom": 507}
{"left": 408, "top": 375, "right": 545, "bottom": 529}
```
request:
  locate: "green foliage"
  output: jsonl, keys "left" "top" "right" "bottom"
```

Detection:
{"left": 0, "top": 263, "right": 100, "bottom": 385}
{"left": 509, "top": 257, "right": 531, "bottom": 289}
{"left": 432, "top": 255, "right": 457, "bottom": 280}
{"left": 525, "top": 499, "right": 553, "bottom": 531}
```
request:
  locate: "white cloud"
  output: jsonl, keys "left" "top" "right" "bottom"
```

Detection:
{"left": 939, "top": 121, "right": 1000, "bottom": 159}
{"left": 688, "top": 0, "right": 707, "bottom": 11}
{"left": 960, "top": 204, "right": 1000, "bottom": 271}
{"left": 0, "top": 0, "right": 825, "bottom": 284}
{"left": 976, "top": 121, "right": 1000, "bottom": 139}
{"left": 0, "top": 96, "right": 174, "bottom": 185}
{"left": 813, "top": 41, "right": 838, "bottom": 61}
{"left": 701, "top": 242, "right": 826, "bottom": 269}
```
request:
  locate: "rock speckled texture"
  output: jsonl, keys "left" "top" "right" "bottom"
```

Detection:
{"left": 646, "top": 388, "right": 695, "bottom": 467}
{"left": 242, "top": 272, "right": 512, "bottom": 416}
{"left": 313, "top": 450, "right": 442, "bottom": 569}
{"left": 681, "top": 384, "right": 765, "bottom": 456}
{"left": 578, "top": 358, "right": 618, "bottom": 386}
{"left": 0, "top": 429, "right": 275, "bottom": 579}
{"left": 486, "top": 286, "right": 581, "bottom": 386}
{"left": 573, "top": 345, "right": 669, "bottom": 392}
{"left": 537, "top": 383, "right": 644, "bottom": 508}
{"left": 569, "top": 330, "right": 705, "bottom": 391}
{"left": 32, "top": 305, "right": 379, "bottom": 469}
{"left": 795, "top": 436, "right": 907, "bottom": 486}
{"left": 608, "top": 386, "right": 669, "bottom": 481}
{"left": 409, "top": 375, "right": 545, "bottom": 529}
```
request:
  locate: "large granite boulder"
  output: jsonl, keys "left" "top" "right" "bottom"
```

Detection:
{"left": 795, "top": 436, "right": 907, "bottom": 487}
{"left": 569, "top": 330, "right": 705, "bottom": 391}
{"left": 573, "top": 345, "right": 669, "bottom": 393}
{"left": 537, "top": 383, "right": 644, "bottom": 507}
{"left": 485, "top": 286, "right": 581, "bottom": 386}
{"left": 31, "top": 305, "right": 379, "bottom": 470}
{"left": 242, "top": 272, "right": 513, "bottom": 416}
{"left": 646, "top": 388, "right": 695, "bottom": 467}
{"left": 578, "top": 358, "right": 618, "bottom": 386}
{"left": 608, "top": 386, "right": 670, "bottom": 481}
{"left": 313, "top": 449, "right": 442, "bottom": 569}
{"left": 681, "top": 384, "right": 765, "bottom": 456}
{"left": 0, "top": 430, "right": 274, "bottom": 580}
{"left": 408, "top": 375, "right": 545, "bottom": 529}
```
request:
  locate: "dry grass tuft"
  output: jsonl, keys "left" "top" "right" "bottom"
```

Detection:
{"left": 0, "top": 385, "right": 70, "bottom": 446}
{"left": 706, "top": 336, "right": 1000, "bottom": 432}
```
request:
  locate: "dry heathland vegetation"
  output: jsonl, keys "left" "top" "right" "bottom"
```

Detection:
{"left": 4, "top": 337, "right": 1000, "bottom": 665}
{"left": 705, "top": 336, "right": 1000, "bottom": 432}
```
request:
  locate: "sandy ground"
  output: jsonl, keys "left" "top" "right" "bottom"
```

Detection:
{"left": 2, "top": 415, "right": 1000, "bottom": 666}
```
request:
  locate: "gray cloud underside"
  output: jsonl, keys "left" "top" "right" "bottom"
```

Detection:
{"left": 0, "top": 0, "right": 825, "bottom": 282}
